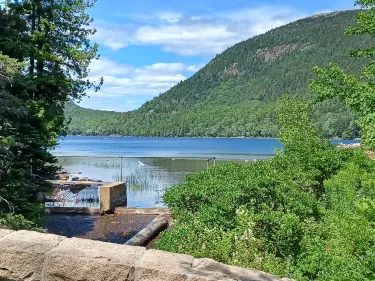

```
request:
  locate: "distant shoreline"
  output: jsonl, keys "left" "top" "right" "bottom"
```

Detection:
{"left": 63, "top": 135, "right": 360, "bottom": 141}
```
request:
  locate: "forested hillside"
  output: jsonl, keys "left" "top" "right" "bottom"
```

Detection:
{"left": 65, "top": 10, "right": 372, "bottom": 138}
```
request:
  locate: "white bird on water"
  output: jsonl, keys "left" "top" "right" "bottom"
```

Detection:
{"left": 138, "top": 161, "right": 146, "bottom": 167}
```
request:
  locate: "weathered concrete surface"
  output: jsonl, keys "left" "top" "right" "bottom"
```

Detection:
{"left": 48, "top": 180, "right": 110, "bottom": 186}
{"left": 100, "top": 182, "right": 127, "bottom": 213}
{"left": 45, "top": 206, "right": 100, "bottom": 214}
{"left": 0, "top": 228, "right": 295, "bottom": 281}
{"left": 43, "top": 181, "right": 126, "bottom": 214}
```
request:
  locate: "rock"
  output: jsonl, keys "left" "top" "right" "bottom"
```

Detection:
{"left": 135, "top": 249, "right": 194, "bottom": 281}
{"left": 57, "top": 172, "right": 69, "bottom": 181}
{"left": 0, "top": 228, "right": 296, "bottom": 281}
{"left": 0, "top": 230, "right": 63, "bottom": 281}
{"left": 0, "top": 229, "right": 13, "bottom": 239}
{"left": 187, "top": 258, "right": 284, "bottom": 281}
{"left": 43, "top": 237, "right": 145, "bottom": 281}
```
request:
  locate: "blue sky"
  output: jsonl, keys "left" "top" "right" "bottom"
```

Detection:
{"left": 80, "top": 0, "right": 356, "bottom": 111}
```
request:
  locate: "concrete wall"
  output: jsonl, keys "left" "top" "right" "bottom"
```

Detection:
{"left": 0, "top": 229, "right": 294, "bottom": 281}
{"left": 45, "top": 207, "right": 100, "bottom": 215}
{"left": 100, "top": 182, "right": 127, "bottom": 213}
{"left": 43, "top": 181, "right": 126, "bottom": 214}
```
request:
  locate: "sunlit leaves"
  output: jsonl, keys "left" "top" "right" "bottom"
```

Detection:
{"left": 310, "top": 2, "right": 375, "bottom": 149}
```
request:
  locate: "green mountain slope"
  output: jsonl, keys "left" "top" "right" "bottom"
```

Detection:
{"left": 65, "top": 10, "right": 373, "bottom": 138}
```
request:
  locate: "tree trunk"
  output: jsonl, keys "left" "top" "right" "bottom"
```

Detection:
{"left": 125, "top": 215, "right": 169, "bottom": 246}
{"left": 29, "top": 2, "right": 36, "bottom": 76}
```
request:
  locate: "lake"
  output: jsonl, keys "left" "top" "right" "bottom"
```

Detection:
{"left": 52, "top": 136, "right": 359, "bottom": 208}
{"left": 53, "top": 136, "right": 284, "bottom": 158}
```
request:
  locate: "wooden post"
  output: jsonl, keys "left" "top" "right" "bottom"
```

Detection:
{"left": 119, "top": 156, "right": 123, "bottom": 181}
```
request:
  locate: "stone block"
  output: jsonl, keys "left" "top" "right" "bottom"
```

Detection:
{"left": 187, "top": 258, "right": 284, "bottom": 281}
{"left": 135, "top": 249, "right": 194, "bottom": 281}
{"left": 0, "top": 230, "right": 63, "bottom": 281}
{"left": 0, "top": 229, "right": 13, "bottom": 239}
{"left": 43, "top": 237, "right": 146, "bottom": 281}
{"left": 100, "top": 182, "right": 127, "bottom": 213}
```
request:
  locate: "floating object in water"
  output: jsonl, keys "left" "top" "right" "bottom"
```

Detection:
{"left": 138, "top": 161, "right": 146, "bottom": 167}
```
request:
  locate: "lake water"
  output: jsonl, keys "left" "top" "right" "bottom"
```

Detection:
{"left": 53, "top": 136, "right": 284, "bottom": 158}
{"left": 52, "top": 136, "right": 359, "bottom": 208}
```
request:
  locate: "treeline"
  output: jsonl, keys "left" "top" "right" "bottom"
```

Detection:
{"left": 66, "top": 99, "right": 357, "bottom": 138}
{"left": 65, "top": 10, "right": 371, "bottom": 139}
{"left": 0, "top": 0, "right": 99, "bottom": 228}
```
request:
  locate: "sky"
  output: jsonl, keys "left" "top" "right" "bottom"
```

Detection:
{"left": 80, "top": 0, "right": 357, "bottom": 112}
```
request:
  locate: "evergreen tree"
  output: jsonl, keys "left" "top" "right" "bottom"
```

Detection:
{"left": 0, "top": 0, "right": 100, "bottom": 225}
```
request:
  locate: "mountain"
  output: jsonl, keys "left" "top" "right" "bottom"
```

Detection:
{"left": 65, "top": 10, "right": 373, "bottom": 138}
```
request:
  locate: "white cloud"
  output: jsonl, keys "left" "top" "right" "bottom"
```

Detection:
{"left": 92, "top": 21, "right": 131, "bottom": 50}
{"left": 157, "top": 12, "right": 182, "bottom": 23}
{"left": 89, "top": 57, "right": 132, "bottom": 76}
{"left": 136, "top": 62, "right": 204, "bottom": 74}
{"left": 86, "top": 58, "right": 200, "bottom": 101}
{"left": 92, "top": 5, "right": 306, "bottom": 56}
{"left": 134, "top": 24, "right": 237, "bottom": 56}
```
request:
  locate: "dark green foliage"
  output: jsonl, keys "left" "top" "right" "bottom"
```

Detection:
{"left": 0, "top": 1, "right": 99, "bottom": 228}
{"left": 65, "top": 10, "right": 373, "bottom": 138}
{"left": 0, "top": 55, "right": 48, "bottom": 226}
{"left": 157, "top": 98, "right": 375, "bottom": 280}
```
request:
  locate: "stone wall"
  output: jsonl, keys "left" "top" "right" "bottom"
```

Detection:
{"left": 100, "top": 182, "right": 127, "bottom": 213}
{"left": 0, "top": 229, "right": 294, "bottom": 281}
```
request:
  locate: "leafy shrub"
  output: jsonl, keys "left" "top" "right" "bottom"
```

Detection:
{"left": 157, "top": 98, "right": 375, "bottom": 280}
{"left": 0, "top": 213, "right": 40, "bottom": 231}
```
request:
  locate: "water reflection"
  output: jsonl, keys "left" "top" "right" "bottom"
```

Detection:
{"left": 45, "top": 184, "right": 101, "bottom": 208}
{"left": 56, "top": 156, "right": 268, "bottom": 208}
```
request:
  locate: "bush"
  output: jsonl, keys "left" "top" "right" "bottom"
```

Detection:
{"left": 0, "top": 213, "right": 41, "bottom": 231}
{"left": 157, "top": 99, "right": 375, "bottom": 280}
